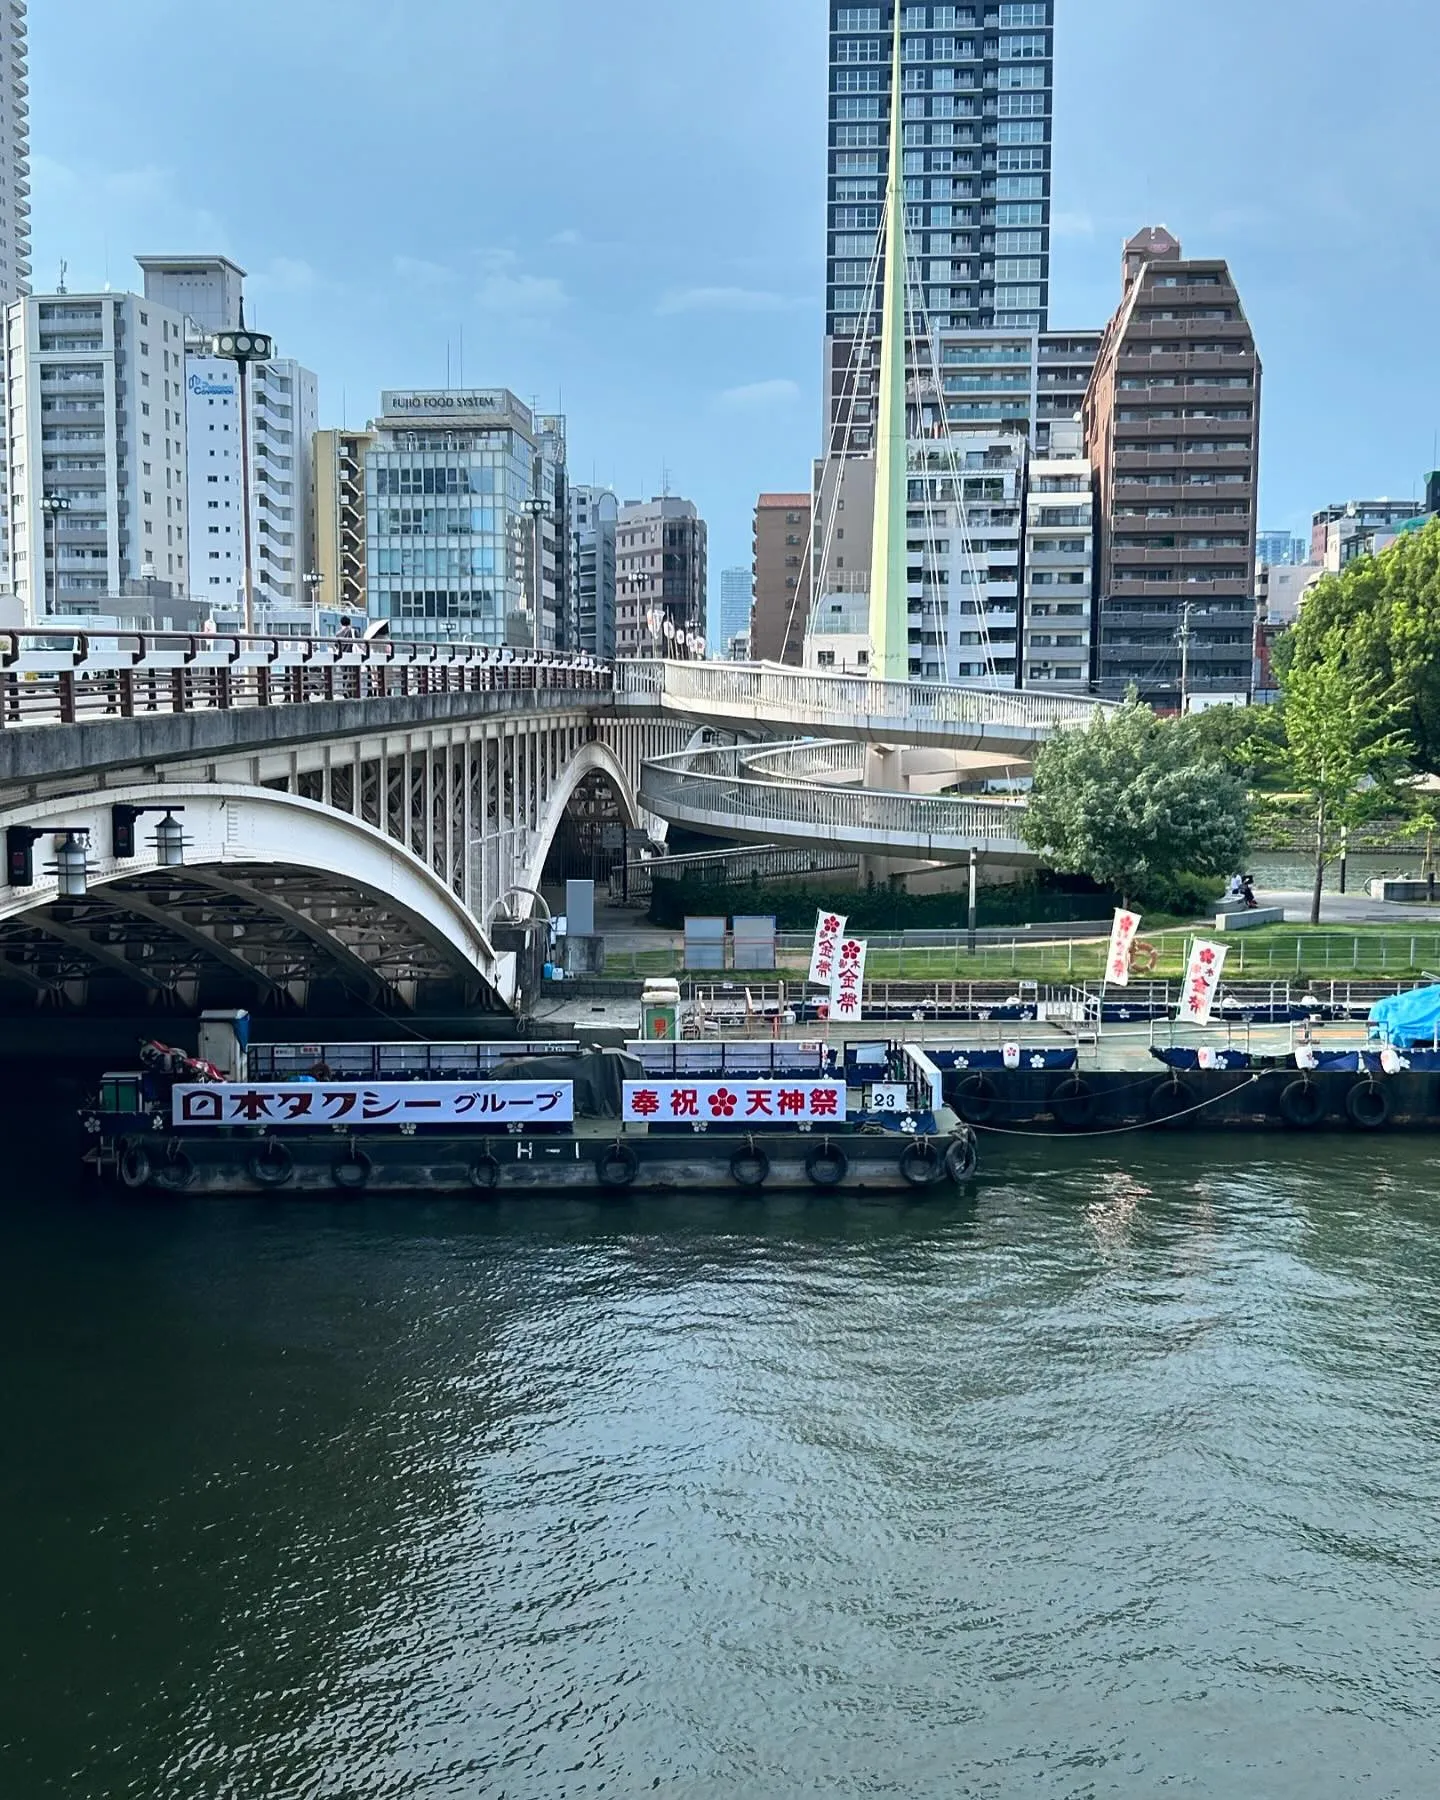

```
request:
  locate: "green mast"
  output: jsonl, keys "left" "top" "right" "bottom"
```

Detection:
{"left": 867, "top": 2, "right": 910, "bottom": 683}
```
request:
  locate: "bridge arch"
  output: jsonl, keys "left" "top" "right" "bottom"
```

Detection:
{"left": 522, "top": 740, "right": 642, "bottom": 898}
{"left": 0, "top": 783, "right": 515, "bottom": 1011}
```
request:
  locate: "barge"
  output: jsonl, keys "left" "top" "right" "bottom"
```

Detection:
{"left": 83, "top": 1029, "right": 979, "bottom": 1198}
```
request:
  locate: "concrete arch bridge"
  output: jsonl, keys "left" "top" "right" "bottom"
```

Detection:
{"left": 0, "top": 633, "right": 685, "bottom": 1015}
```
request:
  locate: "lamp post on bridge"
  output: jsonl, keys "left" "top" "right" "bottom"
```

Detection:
{"left": 40, "top": 493, "right": 70, "bottom": 619}
{"left": 208, "top": 306, "right": 274, "bottom": 637}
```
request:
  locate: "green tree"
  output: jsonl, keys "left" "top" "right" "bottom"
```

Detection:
{"left": 1257, "top": 629, "right": 1414, "bottom": 924}
{"left": 1022, "top": 700, "right": 1249, "bottom": 908}
{"left": 1176, "top": 701, "right": 1284, "bottom": 779}
{"left": 1280, "top": 515, "right": 1440, "bottom": 770}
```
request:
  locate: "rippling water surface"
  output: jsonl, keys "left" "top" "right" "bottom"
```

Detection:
{"left": 4, "top": 1140, "right": 1440, "bottom": 1799}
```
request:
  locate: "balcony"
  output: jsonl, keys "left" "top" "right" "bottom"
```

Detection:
{"left": 1108, "top": 578, "right": 1250, "bottom": 600}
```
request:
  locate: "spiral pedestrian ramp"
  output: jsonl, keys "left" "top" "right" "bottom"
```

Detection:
{"left": 616, "top": 661, "right": 1113, "bottom": 758}
{"left": 638, "top": 741, "right": 1035, "bottom": 865}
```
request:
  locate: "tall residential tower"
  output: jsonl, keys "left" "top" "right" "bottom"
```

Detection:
{"left": 0, "top": 1, "right": 28, "bottom": 306}
{"left": 825, "top": 0, "right": 1053, "bottom": 448}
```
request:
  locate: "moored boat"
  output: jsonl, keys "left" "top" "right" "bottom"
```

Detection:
{"left": 82, "top": 1032, "right": 978, "bottom": 1198}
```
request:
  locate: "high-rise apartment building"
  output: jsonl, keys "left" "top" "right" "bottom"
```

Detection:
{"left": 569, "top": 484, "right": 617, "bottom": 658}
{"left": 752, "top": 495, "right": 811, "bottom": 665}
{"left": 615, "top": 496, "right": 707, "bottom": 657}
{"left": 1021, "top": 422, "right": 1092, "bottom": 689}
{"left": 1084, "top": 227, "right": 1262, "bottom": 706}
{"left": 137, "top": 256, "right": 318, "bottom": 616}
{"left": 717, "top": 565, "right": 753, "bottom": 656}
{"left": 825, "top": 0, "right": 1053, "bottom": 448}
{"left": 0, "top": 3, "right": 29, "bottom": 307}
{"left": 533, "top": 413, "right": 572, "bottom": 651}
{"left": 3, "top": 289, "right": 189, "bottom": 619}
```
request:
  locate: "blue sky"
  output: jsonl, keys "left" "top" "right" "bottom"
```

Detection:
{"left": 30, "top": 0, "right": 1440, "bottom": 595}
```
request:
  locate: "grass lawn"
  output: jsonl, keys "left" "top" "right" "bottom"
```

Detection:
{"left": 601, "top": 923, "right": 1440, "bottom": 985}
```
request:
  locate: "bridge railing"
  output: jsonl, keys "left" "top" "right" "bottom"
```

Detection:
{"left": 0, "top": 631, "right": 614, "bottom": 727}
{"left": 617, "top": 658, "right": 1114, "bottom": 732}
{"left": 640, "top": 743, "right": 1030, "bottom": 848}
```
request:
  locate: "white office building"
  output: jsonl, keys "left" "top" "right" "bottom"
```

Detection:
{"left": 3, "top": 289, "right": 189, "bottom": 618}
{"left": 137, "top": 256, "right": 318, "bottom": 616}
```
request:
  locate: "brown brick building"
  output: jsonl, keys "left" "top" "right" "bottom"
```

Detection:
{"left": 751, "top": 493, "right": 811, "bottom": 665}
{"left": 1083, "top": 227, "right": 1261, "bottom": 706}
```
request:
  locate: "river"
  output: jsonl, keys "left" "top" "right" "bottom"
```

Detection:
{"left": 3, "top": 1139, "right": 1439, "bottom": 1798}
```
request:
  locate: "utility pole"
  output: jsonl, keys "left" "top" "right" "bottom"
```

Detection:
{"left": 1179, "top": 601, "right": 1195, "bottom": 714}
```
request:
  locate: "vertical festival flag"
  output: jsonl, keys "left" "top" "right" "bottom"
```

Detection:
{"left": 1106, "top": 908, "right": 1143, "bottom": 986}
{"left": 831, "top": 936, "right": 867, "bottom": 1024}
{"left": 809, "top": 910, "right": 848, "bottom": 987}
{"left": 1177, "top": 939, "right": 1228, "bottom": 1026}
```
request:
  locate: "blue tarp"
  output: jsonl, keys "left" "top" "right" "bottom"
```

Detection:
{"left": 1369, "top": 986, "right": 1440, "bottom": 1048}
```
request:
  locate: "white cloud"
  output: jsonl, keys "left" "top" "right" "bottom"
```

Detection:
{"left": 715, "top": 378, "right": 802, "bottom": 413}
{"left": 249, "top": 257, "right": 322, "bottom": 296}
{"left": 549, "top": 228, "right": 584, "bottom": 247}
{"left": 1051, "top": 210, "right": 1095, "bottom": 239}
{"left": 393, "top": 254, "right": 454, "bottom": 285}
{"left": 657, "top": 286, "right": 808, "bottom": 316}
{"left": 476, "top": 271, "right": 568, "bottom": 315}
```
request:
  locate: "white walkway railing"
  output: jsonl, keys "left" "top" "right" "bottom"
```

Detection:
{"left": 617, "top": 658, "right": 1111, "bottom": 753}
{"left": 639, "top": 741, "right": 1034, "bottom": 862}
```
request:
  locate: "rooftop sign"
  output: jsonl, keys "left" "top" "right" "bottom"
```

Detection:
{"left": 379, "top": 390, "right": 533, "bottom": 432}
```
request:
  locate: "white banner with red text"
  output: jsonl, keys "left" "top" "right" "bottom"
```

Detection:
{"left": 808, "top": 910, "right": 848, "bottom": 986}
{"left": 1106, "top": 908, "right": 1143, "bottom": 986}
{"left": 830, "top": 937, "right": 868, "bottom": 1024}
{"left": 1177, "top": 940, "right": 1228, "bottom": 1026}
{"left": 623, "top": 1080, "right": 848, "bottom": 1124}
{"left": 172, "top": 1081, "right": 575, "bottom": 1128}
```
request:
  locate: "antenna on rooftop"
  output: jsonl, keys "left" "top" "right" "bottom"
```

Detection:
{"left": 57, "top": 260, "right": 67, "bottom": 295}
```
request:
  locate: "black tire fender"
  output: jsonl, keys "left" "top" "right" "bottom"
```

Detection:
{"left": 805, "top": 1142, "right": 849, "bottom": 1189}
{"left": 1146, "top": 1076, "right": 1195, "bottom": 1124}
{"left": 1279, "top": 1078, "right": 1327, "bottom": 1130}
{"left": 332, "top": 1146, "right": 373, "bottom": 1190}
{"left": 248, "top": 1139, "right": 295, "bottom": 1188}
{"left": 596, "top": 1142, "right": 639, "bottom": 1189}
{"left": 945, "top": 1135, "right": 979, "bottom": 1183}
{"left": 730, "top": 1145, "right": 770, "bottom": 1190}
{"left": 1049, "top": 1076, "right": 1095, "bottom": 1132}
{"left": 1344, "top": 1080, "right": 1390, "bottom": 1131}
{"left": 118, "top": 1141, "right": 151, "bottom": 1191}
{"left": 151, "top": 1145, "right": 194, "bottom": 1192}
{"left": 899, "top": 1139, "right": 945, "bottom": 1188}
{"left": 951, "top": 1072, "right": 999, "bottom": 1125}
{"left": 469, "top": 1153, "right": 503, "bottom": 1192}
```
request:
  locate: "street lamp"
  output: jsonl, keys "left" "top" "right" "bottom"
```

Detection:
{"left": 40, "top": 493, "right": 70, "bottom": 619}
{"left": 208, "top": 305, "right": 275, "bottom": 636}
{"left": 303, "top": 569, "right": 323, "bottom": 638}
{"left": 522, "top": 497, "right": 547, "bottom": 653}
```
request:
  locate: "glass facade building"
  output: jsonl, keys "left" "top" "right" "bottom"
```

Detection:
{"left": 364, "top": 391, "right": 539, "bottom": 644}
